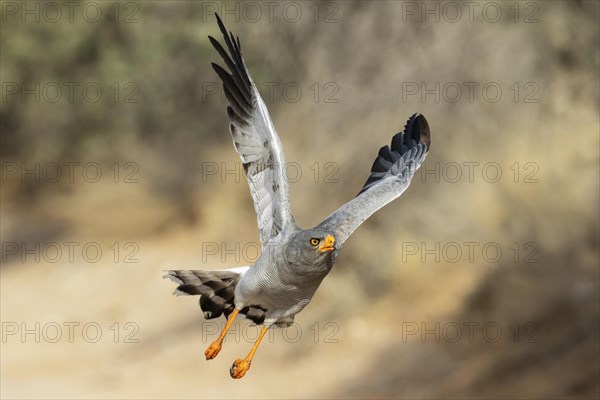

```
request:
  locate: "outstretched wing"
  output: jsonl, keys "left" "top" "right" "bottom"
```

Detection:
{"left": 209, "top": 14, "right": 295, "bottom": 245}
{"left": 317, "top": 114, "right": 431, "bottom": 248}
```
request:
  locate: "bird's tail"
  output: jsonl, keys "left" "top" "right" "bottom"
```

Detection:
{"left": 164, "top": 267, "right": 266, "bottom": 324}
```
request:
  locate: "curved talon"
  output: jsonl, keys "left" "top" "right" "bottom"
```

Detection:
{"left": 228, "top": 325, "right": 268, "bottom": 378}
{"left": 203, "top": 308, "right": 240, "bottom": 360}
{"left": 204, "top": 341, "right": 222, "bottom": 360}
{"left": 230, "top": 358, "right": 251, "bottom": 379}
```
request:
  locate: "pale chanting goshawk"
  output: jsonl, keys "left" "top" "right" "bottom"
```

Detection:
{"left": 165, "top": 14, "right": 431, "bottom": 379}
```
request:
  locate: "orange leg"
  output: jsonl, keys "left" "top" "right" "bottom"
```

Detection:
{"left": 204, "top": 308, "right": 239, "bottom": 360}
{"left": 230, "top": 325, "right": 269, "bottom": 379}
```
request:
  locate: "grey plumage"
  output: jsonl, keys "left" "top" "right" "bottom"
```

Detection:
{"left": 208, "top": 14, "right": 295, "bottom": 246}
{"left": 165, "top": 14, "right": 431, "bottom": 330}
{"left": 318, "top": 114, "right": 430, "bottom": 250}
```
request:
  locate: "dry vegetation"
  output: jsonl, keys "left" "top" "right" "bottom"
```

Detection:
{"left": 1, "top": 1, "right": 599, "bottom": 399}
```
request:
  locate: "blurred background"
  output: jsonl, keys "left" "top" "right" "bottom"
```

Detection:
{"left": 1, "top": 1, "right": 599, "bottom": 398}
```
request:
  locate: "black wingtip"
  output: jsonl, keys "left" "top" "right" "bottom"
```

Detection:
{"left": 414, "top": 114, "right": 431, "bottom": 152}
{"left": 389, "top": 113, "right": 432, "bottom": 156}
{"left": 357, "top": 113, "right": 432, "bottom": 195}
{"left": 215, "top": 12, "right": 228, "bottom": 36}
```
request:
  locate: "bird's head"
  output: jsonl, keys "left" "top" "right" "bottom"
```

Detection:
{"left": 283, "top": 229, "right": 337, "bottom": 267}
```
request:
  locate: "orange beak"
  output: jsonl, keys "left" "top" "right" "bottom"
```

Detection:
{"left": 318, "top": 235, "right": 336, "bottom": 253}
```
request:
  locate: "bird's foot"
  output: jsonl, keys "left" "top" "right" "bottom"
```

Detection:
{"left": 204, "top": 341, "right": 222, "bottom": 360}
{"left": 230, "top": 358, "right": 251, "bottom": 379}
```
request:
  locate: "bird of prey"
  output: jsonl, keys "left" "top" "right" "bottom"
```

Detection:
{"left": 165, "top": 13, "right": 431, "bottom": 379}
